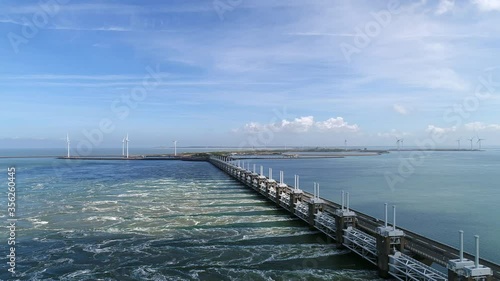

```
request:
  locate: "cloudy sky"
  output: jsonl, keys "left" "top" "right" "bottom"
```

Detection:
{"left": 1, "top": 0, "right": 500, "bottom": 149}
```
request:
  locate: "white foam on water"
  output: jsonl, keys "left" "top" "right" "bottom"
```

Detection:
{"left": 26, "top": 218, "right": 49, "bottom": 227}
{"left": 82, "top": 199, "right": 122, "bottom": 213}
{"left": 132, "top": 266, "right": 168, "bottom": 281}
{"left": 117, "top": 192, "right": 150, "bottom": 198}
{"left": 60, "top": 269, "right": 93, "bottom": 280}
{"left": 82, "top": 206, "right": 121, "bottom": 212}
{"left": 176, "top": 243, "right": 348, "bottom": 268}
{"left": 133, "top": 215, "right": 153, "bottom": 222}
{"left": 53, "top": 258, "right": 74, "bottom": 265}
{"left": 83, "top": 244, "right": 114, "bottom": 254}
{"left": 198, "top": 267, "right": 381, "bottom": 281}
{"left": 209, "top": 216, "right": 291, "bottom": 226}
{"left": 85, "top": 216, "right": 124, "bottom": 222}
{"left": 103, "top": 227, "right": 122, "bottom": 233}
{"left": 238, "top": 228, "right": 318, "bottom": 241}
{"left": 33, "top": 183, "right": 45, "bottom": 189}
{"left": 130, "top": 227, "right": 153, "bottom": 233}
{"left": 150, "top": 178, "right": 176, "bottom": 184}
{"left": 87, "top": 200, "right": 118, "bottom": 205}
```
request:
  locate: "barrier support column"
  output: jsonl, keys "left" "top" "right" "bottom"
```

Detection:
{"left": 375, "top": 204, "right": 404, "bottom": 278}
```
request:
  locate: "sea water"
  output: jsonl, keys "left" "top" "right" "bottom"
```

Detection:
{"left": 248, "top": 149, "right": 500, "bottom": 263}
{"left": 0, "top": 157, "right": 381, "bottom": 280}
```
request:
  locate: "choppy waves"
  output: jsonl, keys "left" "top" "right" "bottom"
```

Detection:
{"left": 4, "top": 160, "right": 380, "bottom": 280}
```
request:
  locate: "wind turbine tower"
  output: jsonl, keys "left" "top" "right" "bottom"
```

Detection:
{"left": 344, "top": 139, "right": 347, "bottom": 151}
{"left": 456, "top": 139, "right": 461, "bottom": 150}
{"left": 122, "top": 137, "right": 125, "bottom": 156}
{"left": 396, "top": 138, "right": 401, "bottom": 150}
{"left": 126, "top": 134, "right": 130, "bottom": 158}
{"left": 66, "top": 133, "right": 70, "bottom": 158}
{"left": 477, "top": 137, "right": 485, "bottom": 150}
{"left": 468, "top": 137, "right": 474, "bottom": 151}
{"left": 173, "top": 140, "right": 178, "bottom": 156}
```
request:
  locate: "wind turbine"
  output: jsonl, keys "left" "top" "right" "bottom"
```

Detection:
{"left": 125, "top": 134, "right": 129, "bottom": 158}
{"left": 396, "top": 138, "right": 401, "bottom": 150}
{"left": 468, "top": 137, "right": 474, "bottom": 151}
{"left": 66, "top": 133, "right": 70, "bottom": 158}
{"left": 122, "top": 137, "right": 125, "bottom": 156}
{"left": 456, "top": 139, "right": 461, "bottom": 150}
{"left": 173, "top": 140, "right": 177, "bottom": 156}
{"left": 477, "top": 137, "right": 485, "bottom": 150}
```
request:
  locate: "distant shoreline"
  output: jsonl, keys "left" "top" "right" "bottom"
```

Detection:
{"left": 0, "top": 148, "right": 485, "bottom": 159}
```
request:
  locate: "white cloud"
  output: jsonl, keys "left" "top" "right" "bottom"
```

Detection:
{"left": 425, "top": 68, "right": 467, "bottom": 91}
{"left": 473, "top": 0, "right": 500, "bottom": 11}
{"left": 436, "top": 0, "right": 455, "bottom": 15}
{"left": 426, "top": 125, "right": 457, "bottom": 134}
{"left": 315, "top": 117, "right": 360, "bottom": 132}
{"left": 240, "top": 122, "right": 263, "bottom": 134}
{"left": 376, "top": 129, "right": 411, "bottom": 138}
{"left": 239, "top": 117, "right": 314, "bottom": 134}
{"left": 393, "top": 104, "right": 409, "bottom": 115}
{"left": 464, "top": 122, "right": 500, "bottom": 131}
{"left": 279, "top": 116, "right": 315, "bottom": 133}
{"left": 238, "top": 116, "right": 359, "bottom": 134}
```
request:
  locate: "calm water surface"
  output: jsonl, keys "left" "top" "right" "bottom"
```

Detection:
{"left": 248, "top": 150, "right": 500, "bottom": 263}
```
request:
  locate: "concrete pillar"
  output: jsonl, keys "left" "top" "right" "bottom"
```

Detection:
{"left": 290, "top": 192, "right": 302, "bottom": 213}
{"left": 250, "top": 175, "right": 258, "bottom": 189}
{"left": 447, "top": 270, "right": 461, "bottom": 281}
{"left": 266, "top": 181, "right": 276, "bottom": 201}
{"left": 307, "top": 201, "right": 322, "bottom": 227}
{"left": 376, "top": 234, "right": 392, "bottom": 278}
{"left": 334, "top": 215, "right": 344, "bottom": 245}
{"left": 375, "top": 225, "right": 404, "bottom": 279}
{"left": 288, "top": 192, "right": 296, "bottom": 212}
{"left": 276, "top": 185, "right": 284, "bottom": 207}
{"left": 334, "top": 213, "right": 356, "bottom": 246}
{"left": 256, "top": 177, "right": 265, "bottom": 191}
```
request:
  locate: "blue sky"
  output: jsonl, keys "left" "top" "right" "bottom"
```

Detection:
{"left": 1, "top": 0, "right": 500, "bottom": 150}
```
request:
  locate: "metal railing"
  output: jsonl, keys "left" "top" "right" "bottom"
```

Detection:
{"left": 389, "top": 252, "right": 447, "bottom": 281}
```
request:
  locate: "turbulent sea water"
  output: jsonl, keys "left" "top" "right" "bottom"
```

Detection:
{"left": 0, "top": 158, "right": 381, "bottom": 280}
